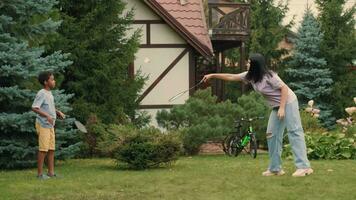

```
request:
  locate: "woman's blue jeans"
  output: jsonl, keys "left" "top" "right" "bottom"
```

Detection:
{"left": 266, "top": 99, "right": 311, "bottom": 172}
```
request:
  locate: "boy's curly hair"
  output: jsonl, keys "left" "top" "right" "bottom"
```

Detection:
{"left": 38, "top": 71, "right": 53, "bottom": 86}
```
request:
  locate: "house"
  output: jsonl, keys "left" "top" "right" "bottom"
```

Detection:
{"left": 124, "top": 0, "right": 250, "bottom": 126}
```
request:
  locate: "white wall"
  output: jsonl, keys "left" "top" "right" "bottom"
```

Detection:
{"left": 124, "top": 0, "right": 161, "bottom": 20}
{"left": 125, "top": 0, "right": 191, "bottom": 128}
{"left": 135, "top": 48, "right": 189, "bottom": 105}
{"left": 151, "top": 24, "right": 186, "bottom": 44}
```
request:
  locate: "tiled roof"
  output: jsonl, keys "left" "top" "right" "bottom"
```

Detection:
{"left": 145, "top": 0, "right": 214, "bottom": 58}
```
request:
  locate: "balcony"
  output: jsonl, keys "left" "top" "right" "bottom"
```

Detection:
{"left": 207, "top": 0, "right": 251, "bottom": 51}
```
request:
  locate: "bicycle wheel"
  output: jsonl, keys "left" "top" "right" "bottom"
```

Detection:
{"left": 227, "top": 135, "right": 242, "bottom": 157}
{"left": 222, "top": 135, "right": 231, "bottom": 155}
{"left": 227, "top": 135, "right": 237, "bottom": 156}
{"left": 249, "top": 133, "right": 257, "bottom": 158}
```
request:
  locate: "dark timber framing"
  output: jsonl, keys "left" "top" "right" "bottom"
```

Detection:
{"left": 131, "top": 16, "right": 201, "bottom": 109}
{"left": 139, "top": 104, "right": 175, "bottom": 109}
{"left": 189, "top": 48, "right": 196, "bottom": 95}
{"left": 140, "top": 44, "right": 188, "bottom": 48}
{"left": 136, "top": 48, "right": 189, "bottom": 103}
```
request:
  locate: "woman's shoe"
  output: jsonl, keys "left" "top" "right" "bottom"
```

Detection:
{"left": 262, "top": 169, "right": 285, "bottom": 176}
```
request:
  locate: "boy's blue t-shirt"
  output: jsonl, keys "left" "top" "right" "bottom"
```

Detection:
{"left": 32, "top": 89, "right": 56, "bottom": 128}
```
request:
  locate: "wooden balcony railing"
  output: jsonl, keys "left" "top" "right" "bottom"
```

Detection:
{"left": 208, "top": 1, "right": 250, "bottom": 41}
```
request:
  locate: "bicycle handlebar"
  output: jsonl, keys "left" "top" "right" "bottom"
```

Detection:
{"left": 234, "top": 116, "right": 265, "bottom": 123}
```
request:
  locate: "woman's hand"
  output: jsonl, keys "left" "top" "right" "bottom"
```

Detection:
{"left": 277, "top": 107, "right": 285, "bottom": 120}
{"left": 202, "top": 74, "right": 214, "bottom": 82}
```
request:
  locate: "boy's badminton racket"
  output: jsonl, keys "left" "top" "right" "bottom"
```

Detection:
{"left": 74, "top": 120, "right": 87, "bottom": 133}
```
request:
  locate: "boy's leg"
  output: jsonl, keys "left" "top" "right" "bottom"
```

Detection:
{"left": 266, "top": 110, "right": 285, "bottom": 172}
{"left": 36, "top": 122, "right": 50, "bottom": 176}
{"left": 37, "top": 151, "right": 47, "bottom": 176}
{"left": 47, "top": 150, "right": 55, "bottom": 176}
{"left": 47, "top": 128, "right": 56, "bottom": 176}
{"left": 285, "top": 100, "right": 310, "bottom": 169}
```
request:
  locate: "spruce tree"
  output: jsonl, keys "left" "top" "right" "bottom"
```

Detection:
{"left": 316, "top": 0, "right": 356, "bottom": 119}
{"left": 52, "top": 0, "right": 145, "bottom": 124}
{"left": 0, "top": 0, "right": 81, "bottom": 168}
{"left": 286, "top": 8, "right": 334, "bottom": 128}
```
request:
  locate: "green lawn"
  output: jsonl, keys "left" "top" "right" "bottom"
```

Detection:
{"left": 0, "top": 154, "right": 355, "bottom": 200}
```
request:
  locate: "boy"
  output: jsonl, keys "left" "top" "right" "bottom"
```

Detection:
{"left": 32, "top": 71, "right": 65, "bottom": 179}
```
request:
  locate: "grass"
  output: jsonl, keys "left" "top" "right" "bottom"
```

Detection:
{"left": 0, "top": 154, "right": 355, "bottom": 200}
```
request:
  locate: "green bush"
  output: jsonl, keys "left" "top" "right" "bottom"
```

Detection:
{"left": 235, "top": 91, "right": 271, "bottom": 148}
{"left": 283, "top": 132, "right": 356, "bottom": 160}
{"left": 343, "top": 124, "right": 356, "bottom": 137}
{"left": 300, "top": 110, "right": 326, "bottom": 133}
{"left": 79, "top": 114, "right": 136, "bottom": 157}
{"left": 80, "top": 117, "right": 107, "bottom": 157}
{"left": 96, "top": 124, "right": 137, "bottom": 157}
{"left": 157, "top": 89, "right": 270, "bottom": 154}
{"left": 114, "top": 128, "right": 181, "bottom": 169}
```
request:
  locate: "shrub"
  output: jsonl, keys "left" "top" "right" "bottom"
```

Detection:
{"left": 96, "top": 124, "right": 137, "bottom": 157}
{"left": 80, "top": 114, "right": 137, "bottom": 157}
{"left": 235, "top": 91, "right": 271, "bottom": 148}
{"left": 157, "top": 89, "right": 270, "bottom": 154}
{"left": 283, "top": 132, "right": 356, "bottom": 160}
{"left": 300, "top": 110, "right": 326, "bottom": 133}
{"left": 114, "top": 128, "right": 181, "bottom": 169}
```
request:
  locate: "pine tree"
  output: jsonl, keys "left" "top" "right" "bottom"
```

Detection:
{"left": 51, "top": 0, "right": 145, "bottom": 124}
{"left": 249, "top": 0, "right": 291, "bottom": 67}
{"left": 0, "top": 1, "right": 81, "bottom": 168}
{"left": 223, "top": 0, "right": 291, "bottom": 101}
{"left": 315, "top": 0, "right": 356, "bottom": 119}
{"left": 286, "top": 7, "right": 334, "bottom": 128}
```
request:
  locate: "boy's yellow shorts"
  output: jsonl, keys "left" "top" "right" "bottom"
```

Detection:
{"left": 35, "top": 122, "right": 55, "bottom": 152}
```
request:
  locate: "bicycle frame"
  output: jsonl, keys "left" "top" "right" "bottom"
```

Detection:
{"left": 222, "top": 116, "right": 263, "bottom": 157}
{"left": 239, "top": 123, "right": 254, "bottom": 147}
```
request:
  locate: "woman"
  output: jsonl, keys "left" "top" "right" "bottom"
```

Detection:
{"left": 203, "top": 53, "right": 313, "bottom": 177}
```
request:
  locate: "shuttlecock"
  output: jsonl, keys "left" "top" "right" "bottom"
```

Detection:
{"left": 308, "top": 100, "right": 314, "bottom": 107}
{"left": 144, "top": 57, "right": 151, "bottom": 63}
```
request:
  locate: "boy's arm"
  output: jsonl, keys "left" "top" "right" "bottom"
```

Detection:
{"left": 56, "top": 109, "right": 65, "bottom": 119}
{"left": 32, "top": 91, "right": 54, "bottom": 125}
{"left": 32, "top": 107, "right": 54, "bottom": 125}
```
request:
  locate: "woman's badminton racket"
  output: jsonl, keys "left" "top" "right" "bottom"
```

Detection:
{"left": 168, "top": 80, "right": 203, "bottom": 102}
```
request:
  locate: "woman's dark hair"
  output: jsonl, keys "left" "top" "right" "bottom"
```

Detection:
{"left": 38, "top": 71, "right": 53, "bottom": 86}
{"left": 246, "top": 53, "right": 272, "bottom": 83}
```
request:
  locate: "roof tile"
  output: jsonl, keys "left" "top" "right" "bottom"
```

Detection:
{"left": 152, "top": 0, "right": 213, "bottom": 56}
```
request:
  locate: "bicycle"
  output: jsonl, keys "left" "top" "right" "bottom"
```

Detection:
{"left": 222, "top": 117, "right": 264, "bottom": 158}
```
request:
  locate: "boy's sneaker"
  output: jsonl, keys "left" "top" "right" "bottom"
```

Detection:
{"left": 262, "top": 169, "right": 285, "bottom": 176}
{"left": 292, "top": 168, "right": 314, "bottom": 177}
{"left": 37, "top": 174, "right": 50, "bottom": 180}
{"left": 47, "top": 173, "right": 61, "bottom": 178}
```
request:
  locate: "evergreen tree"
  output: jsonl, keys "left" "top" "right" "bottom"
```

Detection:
{"left": 52, "top": 0, "right": 145, "bottom": 124}
{"left": 223, "top": 0, "right": 291, "bottom": 101}
{"left": 286, "top": 7, "right": 334, "bottom": 128}
{"left": 0, "top": 0, "right": 81, "bottom": 168}
{"left": 316, "top": 0, "right": 356, "bottom": 119}
{"left": 249, "top": 0, "right": 291, "bottom": 68}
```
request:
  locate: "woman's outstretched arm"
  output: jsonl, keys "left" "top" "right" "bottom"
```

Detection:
{"left": 202, "top": 73, "right": 245, "bottom": 82}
